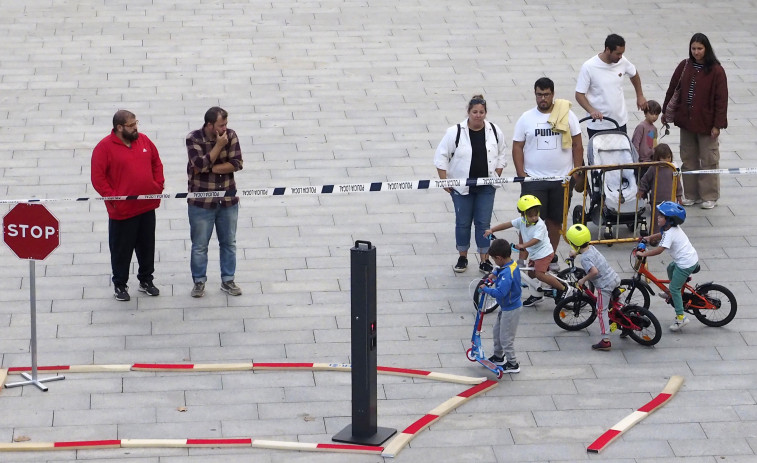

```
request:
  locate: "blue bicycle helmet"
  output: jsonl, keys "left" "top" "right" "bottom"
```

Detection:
{"left": 656, "top": 201, "right": 686, "bottom": 226}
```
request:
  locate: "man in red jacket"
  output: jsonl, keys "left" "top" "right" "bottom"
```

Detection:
{"left": 91, "top": 110, "right": 165, "bottom": 301}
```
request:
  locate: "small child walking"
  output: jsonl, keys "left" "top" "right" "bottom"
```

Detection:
{"left": 566, "top": 224, "right": 621, "bottom": 351}
{"left": 485, "top": 195, "right": 573, "bottom": 307}
{"left": 632, "top": 100, "right": 661, "bottom": 179}
{"left": 637, "top": 143, "right": 683, "bottom": 234}
{"left": 636, "top": 201, "right": 699, "bottom": 331}
{"left": 479, "top": 238, "right": 522, "bottom": 373}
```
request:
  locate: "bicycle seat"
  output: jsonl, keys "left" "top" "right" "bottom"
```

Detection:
{"left": 692, "top": 264, "right": 701, "bottom": 274}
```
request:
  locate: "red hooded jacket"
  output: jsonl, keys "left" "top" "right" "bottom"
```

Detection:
{"left": 91, "top": 131, "right": 165, "bottom": 220}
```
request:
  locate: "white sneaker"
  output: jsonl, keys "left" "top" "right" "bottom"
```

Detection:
{"left": 681, "top": 198, "right": 701, "bottom": 207}
{"left": 700, "top": 200, "right": 717, "bottom": 209}
{"left": 669, "top": 316, "right": 690, "bottom": 332}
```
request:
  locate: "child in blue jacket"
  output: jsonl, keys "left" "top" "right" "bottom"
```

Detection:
{"left": 479, "top": 238, "right": 523, "bottom": 373}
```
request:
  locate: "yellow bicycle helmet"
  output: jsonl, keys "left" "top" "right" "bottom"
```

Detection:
{"left": 516, "top": 194, "right": 541, "bottom": 212}
{"left": 566, "top": 224, "right": 591, "bottom": 251}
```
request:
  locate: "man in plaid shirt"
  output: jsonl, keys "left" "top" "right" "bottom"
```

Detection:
{"left": 186, "top": 107, "right": 244, "bottom": 297}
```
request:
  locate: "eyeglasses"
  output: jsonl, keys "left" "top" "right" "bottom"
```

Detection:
{"left": 535, "top": 92, "right": 553, "bottom": 100}
{"left": 660, "top": 123, "right": 670, "bottom": 139}
{"left": 124, "top": 120, "right": 139, "bottom": 128}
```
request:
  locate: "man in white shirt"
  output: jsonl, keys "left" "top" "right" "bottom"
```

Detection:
{"left": 575, "top": 34, "right": 647, "bottom": 138}
{"left": 512, "top": 77, "right": 584, "bottom": 252}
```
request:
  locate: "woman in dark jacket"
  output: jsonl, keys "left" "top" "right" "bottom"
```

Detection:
{"left": 662, "top": 33, "right": 728, "bottom": 210}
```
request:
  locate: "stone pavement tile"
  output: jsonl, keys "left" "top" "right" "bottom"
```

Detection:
{"left": 190, "top": 344, "right": 285, "bottom": 363}
{"left": 14, "top": 424, "right": 118, "bottom": 443}
{"left": 54, "top": 407, "right": 156, "bottom": 427}
{"left": 162, "top": 452, "right": 271, "bottom": 463}
{"left": 717, "top": 346, "right": 757, "bottom": 360}
{"left": 186, "top": 386, "right": 284, "bottom": 407}
{"left": 221, "top": 417, "right": 325, "bottom": 438}
{"left": 396, "top": 446, "right": 497, "bottom": 463}
{"left": 701, "top": 421, "right": 757, "bottom": 438}
{"left": 509, "top": 425, "right": 608, "bottom": 445}
{"left": 157, "top": 403, "right": 259, "bottom": 423}
{"left": 257, "top": 400, "right": 348, "bottom": 420}
{"left": 493, "top": 441, "right": 613, "bottom": 462}
{"left": 669, "top": 438, "right": 754, "bottom": 457}
{"left": 117, "top": 421, "right": 224, "bottom": 440}
{"left": 123, "top": 374, "right": 221, "bottom": 393}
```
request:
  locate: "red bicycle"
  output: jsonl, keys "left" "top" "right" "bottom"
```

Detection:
{"left": 625, "top": 242, "right": 737, "bottom": 327}
{"left": 554, "top": 267, "right": 662, "bottom": 346}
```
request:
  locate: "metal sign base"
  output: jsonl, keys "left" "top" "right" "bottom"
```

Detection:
{"left": 5, "top": 372, "right": 65, "bottom": 392}
{"left": 332, "top": 424, "right": 396, "bottom": 446}
{"left": 3, "top": 260, "right": 65, "bottom": 392}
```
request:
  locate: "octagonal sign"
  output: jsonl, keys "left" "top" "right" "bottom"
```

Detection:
{"left": 3, "top": 203, "right": 60, "bottom": 260}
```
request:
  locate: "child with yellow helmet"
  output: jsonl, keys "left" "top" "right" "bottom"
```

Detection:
{"left": 566, "top": 224, "right": 621, "bottom": 350}
{"left": 485, "top": 194, "right": 573, "bottom": 306}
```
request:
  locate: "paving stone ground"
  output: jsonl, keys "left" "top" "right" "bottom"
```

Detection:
{"left": 2, "top": 0, "right": 757, "bottom": 461}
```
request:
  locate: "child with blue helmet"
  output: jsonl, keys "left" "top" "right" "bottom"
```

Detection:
{"left": 636, "top": 201, "right": 700, "bottom": 331}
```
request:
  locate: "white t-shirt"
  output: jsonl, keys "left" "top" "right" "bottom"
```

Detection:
{"left": 576, "top": 55, "right": 638, "bottom": 130}
{"left": 659, "top": 226, "right": 699, "bottom": 268}
{"left": 511, "top": 217, "right": 553, "bottom": 261}
{"left": 512, "top": 107, "right": 580, "bottom": 178}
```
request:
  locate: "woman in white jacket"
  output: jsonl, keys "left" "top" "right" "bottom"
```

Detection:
{"left": 434, "top": 95, "right": 508, "bottom": 273}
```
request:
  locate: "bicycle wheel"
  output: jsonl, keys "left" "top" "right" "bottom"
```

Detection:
{"left": 689, "top": 283, "right": 737, "bottom": 327}
{"left": 473, "top": 277, "right": 499, "bottom": 314}
{"left": 618, "top": 279, "right": 651, "bottom": 309}
{"left": 553, "top": 294, "right": 596, "bottom": 331}
{"left": 623, "top": 305, "right": 662, "bottom": 346}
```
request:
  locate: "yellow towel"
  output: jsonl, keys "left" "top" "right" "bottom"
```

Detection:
{"left": 547, "top": 99, "right": 573, "bottom": 149}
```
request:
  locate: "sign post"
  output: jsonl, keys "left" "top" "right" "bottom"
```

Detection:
{"left": 3, "top": 203, "right": 65, "bottom": 391}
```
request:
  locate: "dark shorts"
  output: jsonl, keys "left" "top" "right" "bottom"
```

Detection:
{"left": 520, "top": 180, "right": 566, "bottom": 224}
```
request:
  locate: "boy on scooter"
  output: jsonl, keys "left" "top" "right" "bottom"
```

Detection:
{"left": 479, "top": 238, "right": 522, "bottom": 373}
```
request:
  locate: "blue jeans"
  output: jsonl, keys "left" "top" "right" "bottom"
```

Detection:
{"left": 188, "top": 204, "right": 238, "bottom": 283}
{"left": 450, "top": 186, "right": 495, "bottom": 254}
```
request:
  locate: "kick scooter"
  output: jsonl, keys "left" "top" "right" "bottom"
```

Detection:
{"left": 466, "top": 280, "right": 504, "bottom": 379}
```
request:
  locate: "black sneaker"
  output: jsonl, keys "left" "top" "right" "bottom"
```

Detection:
{"left": 114, "top": 285, "right": 130, "bottom": 301}
{"left": 138, "top": 281, "right": 160, "bottom": 296}
{"left": 479, "top": 260, "right": 493, "bottom": 274}
{"left": 487, "top": 354, "right": 505, "bottom": 366}
{"left": 502, "top": 361, "right": 520, "bottom": 374}
{"left": 619, "top": 329, "right": 630, "bottom": 339}
{"left": 522, "top": 295, "right": 543, "bottom": 307}
{"left": 454, "top": 256, "right": 468, "bottom": 273}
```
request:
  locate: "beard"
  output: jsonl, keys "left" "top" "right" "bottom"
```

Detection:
{"left": 123, "top": 130, "right": 139, "bottom": 142}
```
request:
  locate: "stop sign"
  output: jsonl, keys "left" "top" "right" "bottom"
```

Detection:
{"left": 3, "top": 203, "right": 60, "bottom": 260}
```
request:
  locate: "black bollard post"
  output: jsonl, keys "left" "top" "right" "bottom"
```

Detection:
{"left": 333, "top": 241, "right": 396, "bottom": 446}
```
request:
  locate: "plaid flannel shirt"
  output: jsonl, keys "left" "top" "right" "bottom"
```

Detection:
{"left": 186, "top": 127, "right": 244, "bottom": 208}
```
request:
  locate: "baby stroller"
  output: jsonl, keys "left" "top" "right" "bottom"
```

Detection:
{"left": 572, "top": 117, "right": 648, "bottom": 239}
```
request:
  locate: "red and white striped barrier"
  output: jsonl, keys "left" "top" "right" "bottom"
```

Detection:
{"left": 381, "top": 379, "right": 499, "bottom": 458}
{"left": 587, "top": 375, "right": 684, "bottom": 453}
{"left": 0, "top": 362, "right": 491, "bottom": 455}
{"left": 5, "top": 362, "right": 484, "bottom": 385}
